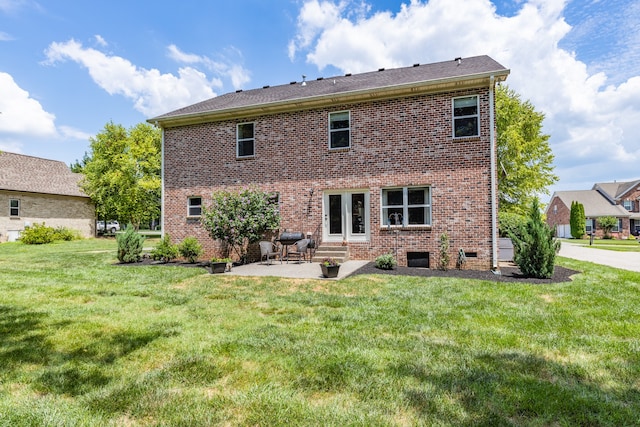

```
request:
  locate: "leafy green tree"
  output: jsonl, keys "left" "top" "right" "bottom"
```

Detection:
{"left": 497, "top": 85, "right": 558, "bottom": 215}
{"left": 598, "top": 216, "right": 617, "bottom": 239}
{"left": 570, "top": 201, "right": 586, "bottom": 239}
{"left": 77, "top": 122, "right": 161, "bottom": 228}
{"left": 510, "top": 199, "right": 560, "bottom": 279}
{"left": 201, "top": 188, "right": 280, "bottom": 263}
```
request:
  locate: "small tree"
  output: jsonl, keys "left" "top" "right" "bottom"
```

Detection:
{"left": 438, "top": 233, "right": 450, "bottom": 271}
{"left": 570, "top": 201, "right": 586, "bottom": 239}
{"left": 201, "top": 187, "right": 280, "bottom": 263}
{"left": 116, "top": 225, "right": 145, "bottom": 263}
{"left": 510, "top": 199, "right": 560, "bottom": 279}
{"left": 598, "top": 216, "right": 617, "bottom": 239}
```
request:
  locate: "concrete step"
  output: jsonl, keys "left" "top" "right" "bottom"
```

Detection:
{"left": 312, "top": 245, "right": 349, "bottom": 263}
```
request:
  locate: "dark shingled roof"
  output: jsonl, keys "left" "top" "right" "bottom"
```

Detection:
{"left": 0, "top": 152, "right": 88, "bottom": 198}
{"left": 151, "top": 55, "right": 509, "bottom": 121}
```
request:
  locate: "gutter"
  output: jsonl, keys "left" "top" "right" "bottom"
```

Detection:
{"left": 489, "top": 75, "right": 499, "bottom": 272}
{"left": 150, "top": 70, "right": 510, "bottom": 128}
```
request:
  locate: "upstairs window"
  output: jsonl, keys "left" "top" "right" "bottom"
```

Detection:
{"left": 237, "top": 123, "right": 255, "bottom": 158}
{"left": 10, "top": 199, "right": 19, "bottom": 217}
{"left": 329, "top": 111, "right": 350, "bottom": 149}
{"left": 453, "top": 95, "right": 479, "bottom": 138}
{"left": 188, "top": 197, "right": 202, "bottom": 217}
{"left": 623, "top": 200, "right": 633, "bottom": 211}
{"left": 382, "top": 186, "right": 431, "bottom": 227}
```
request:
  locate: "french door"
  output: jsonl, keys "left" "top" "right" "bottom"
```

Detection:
{"left": 323, "top": 190, "right": 369, "bottom": 242}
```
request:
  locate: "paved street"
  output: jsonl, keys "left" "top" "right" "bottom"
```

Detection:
{"left": 558, "top": 242, "right": 640, "bottom": 272}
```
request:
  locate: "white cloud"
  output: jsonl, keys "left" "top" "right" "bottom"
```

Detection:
{"left": 0, "top": 31, "right": 13, "bottom": 41}
{"left": 290, "top": 0, "right": 640, "bottom": 193}
{"left": 59, "top": 125, "right": 92, "bottom": 140}
{"left": 44, "top": 39, "right": 220, "bottom": 117}
{"left": 0, "top": 72, "right": 92, "bottom": 154}
{"left": 94, "top": 34, "right": 107, "bottom": 47}
{"left": 0, "top": 72, "right": 56, "bottom": 137}
{"left": 167, "top": 44, "right": 250, "bottom": 90}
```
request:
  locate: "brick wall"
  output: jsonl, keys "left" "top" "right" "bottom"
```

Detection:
{"left": 0, "top": 191, "right": 95, "bottom": 242}
{"left": 163, "top": 88, "right": 497, "bottom": 269}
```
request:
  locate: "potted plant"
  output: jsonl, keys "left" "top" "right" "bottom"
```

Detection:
{"left": 209, "top": 257, "right": 232, "bottom": 274}
{"left": 321, "top": 257, "right": 340, "bottom": 278}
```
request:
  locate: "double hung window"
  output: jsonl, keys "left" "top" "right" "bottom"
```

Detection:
{"left": 188, "top": 197, "right": 202, "bottom": 217}
{"left": 237, "top": 123, "right": 255, "bottom": 158}
{"left": 329, "top": 111, "right": 350, "bottom": 149}
{"left": 623, "top": 200, "right": 633, "bottom": 211}
{"left": 381, "top": 187, "right": 431, "bottom": 227}
{"left": 453, "top": 96, "right": 479, "bottom": 137}
{"left": 10, "top": 199, "right": 19, "bottom": 217}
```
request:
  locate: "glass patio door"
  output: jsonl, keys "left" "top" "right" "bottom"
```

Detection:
{"left": 323, "top": 191, "right": 369, "bottom": 242}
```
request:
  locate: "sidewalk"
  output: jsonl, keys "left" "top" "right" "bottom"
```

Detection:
{"left": 558, "top": 242, "right": 640, "bottom": 272}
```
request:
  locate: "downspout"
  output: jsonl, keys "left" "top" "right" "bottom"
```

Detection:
{"left": 158, "top": 122, "right": 165, "bottom": 239}
{"left": 489, "top": 75, "right": 499, "bottom": 272}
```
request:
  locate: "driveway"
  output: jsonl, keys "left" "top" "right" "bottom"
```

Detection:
{"left": 558, "top": 242, "right": 640, "bottom": 273}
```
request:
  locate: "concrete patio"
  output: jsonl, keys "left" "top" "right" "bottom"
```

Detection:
{"left": 226, "top": 260, "right": 370, "bottom": 280}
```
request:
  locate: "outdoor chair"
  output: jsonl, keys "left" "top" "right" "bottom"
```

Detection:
{"left": 259, "top": 241, "right": 281, "bottom": 264}
{"left": 286, "top": 239, "right": 310, "bottom": 263}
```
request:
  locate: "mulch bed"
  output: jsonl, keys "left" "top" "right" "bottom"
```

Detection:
{"left": 117, "top": 258, "right": 579, "bottom": 284}
{"left": 349, "top": 262, "right": 580, "bottom": 284}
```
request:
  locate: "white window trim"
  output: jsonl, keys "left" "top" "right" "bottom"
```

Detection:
{"left": 380, "top": 186, "right": 432, "bottom": 228}
{"left": 236, "top": 122, "right": 255, "bottom": 158}
{"left": 452, "top": 95, "right": 480, "bottom": 138}
{"left": 623, "top": 200, "right": 633, "bottom": 211}
{"left": 10, "top": 199, "right": 20, "bottom": 217}
{"left": 187, "top": 196, "right": 202, "bottom": 217}
{"left": 329, "top": 110, "right": 351, "bottom": 150}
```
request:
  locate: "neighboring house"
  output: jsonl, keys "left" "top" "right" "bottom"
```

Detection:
{"left": 0, "top": 152, "right": 95, "bottom": 242}
{"left": 150, "top": 55, "right": 510, "bottom": 269}
{"left": 546, "top": 179, "right": 640, "bottom": 238}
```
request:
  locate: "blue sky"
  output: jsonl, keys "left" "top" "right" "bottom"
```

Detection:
{"left": 1, "top": 0, "right": 639, "bottom": 199}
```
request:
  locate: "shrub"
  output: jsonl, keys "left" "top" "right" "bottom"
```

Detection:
{"left": 151, "top": 234, "right": 179, "bottom": 263}
{"left": 178, "top": 236, "right": 203, "bottom": 263}
{"left": 438, "top": 233, "right": 450, "bottom": 271}
{"left": 19, "top": 223, "right": 56, "bottom": 244}
{"left": 375, "top": 253, "right": 397, "bottom": 270}
{"left": 597, "top": 216, "right": 617, "bottom": 239}
{"left": 116, "top": 225, "right": 145, "bottom": 263}
{"left": 510, "top": 199, "right": 560, "bottom": 279}
{"left": 498, "top": 211, "right": 527, "bottom": 239}
{"left": 53, "top": 227, "right": 81, "bottom": 241}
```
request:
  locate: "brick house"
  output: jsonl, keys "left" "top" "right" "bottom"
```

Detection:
{"left": 0, "top": 152, "right": 95, "bottom": 242}
{"left": 547, "top": 180, "right": 640, "bottom": 238}
{"left": 150, "top": 55, "right": 510, "bottom": 269}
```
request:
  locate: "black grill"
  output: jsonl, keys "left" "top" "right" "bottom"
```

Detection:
{"left": 277, "top": 232, "right": 305, "bottom": 246}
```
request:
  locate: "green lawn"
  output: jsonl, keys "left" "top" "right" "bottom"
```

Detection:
{"left": 561, "top": 237, "right": 640, "bottom": 252}
{"left": 1, "top": 239, "right": 639, "bottom": 426}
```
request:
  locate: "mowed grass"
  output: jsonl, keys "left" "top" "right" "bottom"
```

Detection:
{"left": 563, "top": 237, "right": 640, "bottom": 252}
{"left": 1, "top": 239, "right": 639, "bottom": 426}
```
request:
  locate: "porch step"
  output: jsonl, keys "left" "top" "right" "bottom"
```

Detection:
{"left": 312, "top": 245, "right": 350, "bottom": 263}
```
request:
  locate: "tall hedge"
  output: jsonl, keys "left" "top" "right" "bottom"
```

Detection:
{"left": 570, "top": 201, "right": 585, "bottom": 239}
